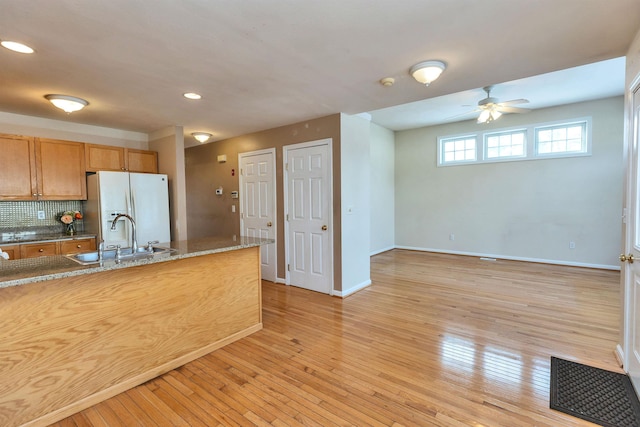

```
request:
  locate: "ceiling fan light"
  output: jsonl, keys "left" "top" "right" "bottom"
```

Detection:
{"left": 44, "top": 94, "right": 88, "bottom": 113}
{"left": 410, "top": 60, "right": 446, "bottom": 86}
{"left": 192, "top": 132, "right": 212, "bottom": 143}
{"left": 490, "top": 109, "right": 502, "bottom": 120}
{"left": 477, "top": 109, "right": 491, "bottom": 124}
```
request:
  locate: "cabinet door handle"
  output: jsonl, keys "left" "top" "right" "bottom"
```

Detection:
{"left": 38, "top": 248, "right": 44, "bottom": 252}
{"left": 76, "top": 244, "right": 81, "bottom": 248}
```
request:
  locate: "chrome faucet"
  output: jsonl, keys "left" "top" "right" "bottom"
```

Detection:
{"left": 111, "top": 214, "right": 138, "bottom": 253}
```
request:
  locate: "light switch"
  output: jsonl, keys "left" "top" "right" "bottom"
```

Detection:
{"left": 232, "top": 205, "right": 236, "bottom": 213}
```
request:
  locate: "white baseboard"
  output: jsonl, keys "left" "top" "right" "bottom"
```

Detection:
{"left": 392, "top": 245, "right": 620, "bottom": 271}
{"left": 616, "top": 344, "right": 625, "bottom": 369}
{"left": 275, "top": 277, "right": 287, "bottom": 284}
{"left": 370, "top": 246, "right": 395, "bottom": 256}
{"left": 334, "top": 279, "right": 371, "bottom": 298}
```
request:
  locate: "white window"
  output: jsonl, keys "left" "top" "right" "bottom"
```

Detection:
{"left": 485, "top": 129, "right": 526, "bottom": 159}
{"left": 437, "top": 117, "right": 591, "bottom": 167}
{"left": 535, "top": 121, "right": 588, "bottom": 156}
{"left": 439, "top": 135, "right": 477, "bottom": 165}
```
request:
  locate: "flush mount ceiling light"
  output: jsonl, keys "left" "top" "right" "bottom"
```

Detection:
{"left": 409, "top": 60, "right": 446, "bottom": 86}
{"left": 192, "top": 132, "right": 212, "bottom": 143}
{"left": 183, "top": 92, "right": 202, "bottom": 100}
{"left": 44, "top": 94, "right": 88, "bottom": 113}
{"left": 1, "top": 40, "right": 34, "bottom": 54}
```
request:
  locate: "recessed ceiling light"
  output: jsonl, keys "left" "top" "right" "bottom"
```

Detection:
{"left": 183, "top": 92, "right": 202, "bottom": 100}
{"left": 1, "top": 40, "right": 34, "bottom": 54}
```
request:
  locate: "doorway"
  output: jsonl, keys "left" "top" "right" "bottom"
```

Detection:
{"left": 284, "top": 139, "right": 333, "bottom": 294}
{"left": 239, "top": 149, "right": 276, "bottom": 282}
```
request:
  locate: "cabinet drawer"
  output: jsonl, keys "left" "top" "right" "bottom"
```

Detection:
{"left": 20, "top": 242, "right": 58, "bottom": 258}
{"left": 0, "top": 244, "right": 20, "bottom": 260}
{"left": 59, "top": 238, "right": 96, "bottom": 255}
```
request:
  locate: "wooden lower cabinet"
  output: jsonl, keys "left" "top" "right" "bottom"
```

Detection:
{"left": 59, "top": 238, "right": 96, "bottom": 255}
{"left": 0, "top": 244, "right": 20, "bottom": 260}
{"left": 15, "top": 237, "right": 96, "bottom": 259}
{"left": 20, "top": 241, "right": 57, "bottom": 258}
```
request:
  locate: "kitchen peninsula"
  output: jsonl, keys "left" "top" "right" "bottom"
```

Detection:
{"left": 0, "top": 236, "right": 271, "bottom": 427}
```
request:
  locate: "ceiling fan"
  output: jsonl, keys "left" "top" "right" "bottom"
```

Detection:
{"left": 474, "top": 85, "right": 531, "bottom": 123}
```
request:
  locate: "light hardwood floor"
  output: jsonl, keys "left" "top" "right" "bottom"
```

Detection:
{"left": 49, "top": 250, "right": 620, "bottom": 426}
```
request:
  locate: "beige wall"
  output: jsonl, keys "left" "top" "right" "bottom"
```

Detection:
{"left": 185, "top": 114, "right": 344, "bottom": 289}
{"left": 149, "top": 126, "right": 187, "bottom": 242}
{"left": 369, "top": 122, "right": 395, "bottom": 255}
{"left": 395, "top": 96, "right": 624, "bottom": 268}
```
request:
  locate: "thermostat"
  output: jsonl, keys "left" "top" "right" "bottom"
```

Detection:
{"left": 215, "top": 187, "right": 223, "bottom": 195}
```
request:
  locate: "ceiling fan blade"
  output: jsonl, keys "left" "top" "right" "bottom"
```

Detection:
{"left": 445, "top": 109, "right": 479, "bottom": 121}
{"left": 499, "top": 98, "right": 529, "bottom": 106}
{"left": 496, "top": 105, "right": 531, "bottom": 114}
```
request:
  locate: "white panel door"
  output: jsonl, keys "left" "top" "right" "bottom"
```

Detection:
{"left": 285, "top": 141, "right": 332, "bottom": 294}
{"left": 625, "top": 84, "right": 640, "bottom": 393}
{"left": 240, "top": 150, "right": 276, "bottom": 282}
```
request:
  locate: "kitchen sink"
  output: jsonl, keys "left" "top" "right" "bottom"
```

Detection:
{"left": 66, "top": 246, "right": 176, "bottom": 265}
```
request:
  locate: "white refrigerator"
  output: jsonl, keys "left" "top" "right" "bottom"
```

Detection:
{"left": 85, "top": 171, "right": 171, "bottom": 249}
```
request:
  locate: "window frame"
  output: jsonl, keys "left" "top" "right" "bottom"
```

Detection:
{"left": 533, "top": 119, "right": 591, "bottom": 158}
{"left": 437, "top": 134, "right": 478, "bottom": 165}
{"left": 484, "top": 128, "right": 528, "bottom": 161}
{"left": 436, "top": 116, "right": 592, "bottom": 167}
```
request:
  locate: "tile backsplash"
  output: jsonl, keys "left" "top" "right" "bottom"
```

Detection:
{"left": 0, "top": 201, "right": 84, "bottom": 233}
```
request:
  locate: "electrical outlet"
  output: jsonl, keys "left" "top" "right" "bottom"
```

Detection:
{"left": 569, "top": 241, "right": 576, "bottom": 249}
{"left": 37, "top": 210, "right": 45, "bottom": 220}
{"left": 449, "top": 233, "right": 455, "bottom": 241}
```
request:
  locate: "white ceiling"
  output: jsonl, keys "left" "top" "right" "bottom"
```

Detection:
{"left": 369, "top": 57, "right": 627, "bottom": 130}
{"left": 0, "top": 1, "right": 639, "bottom": 148}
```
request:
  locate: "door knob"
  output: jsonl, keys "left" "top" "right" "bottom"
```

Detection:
{"left": 267, "top": 222, "right": 272, "bottom": 227}
{"left": 621, "top": 254, "right": 635, "bottom": 263}
{"left": 322, "top": 225, "right": 328, "bottom": 231}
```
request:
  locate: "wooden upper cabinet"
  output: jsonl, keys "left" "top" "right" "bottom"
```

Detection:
{"left": 85, "top": 144, "right": 126, "bottom": 172}
{"left": 36, "top": 138, "right": 87, "bottom": 200}
{"left": 0, "top": 134, "right": 86, "bottom": 200}
{"left": 126, "top": 148, "right": 158, "bottom": 173}
{"left": 0, "top": 134, "right": 37, "bottom": 200}
{"left": 85, "top": 144, "right": 158, "bottom": 174}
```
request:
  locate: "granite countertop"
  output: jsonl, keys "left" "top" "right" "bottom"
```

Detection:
{"left": 0, "top": 235, "right": 273, "bottom": 289}
{"left": 0, "top": 231, "right": 96, "bottom": 245}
